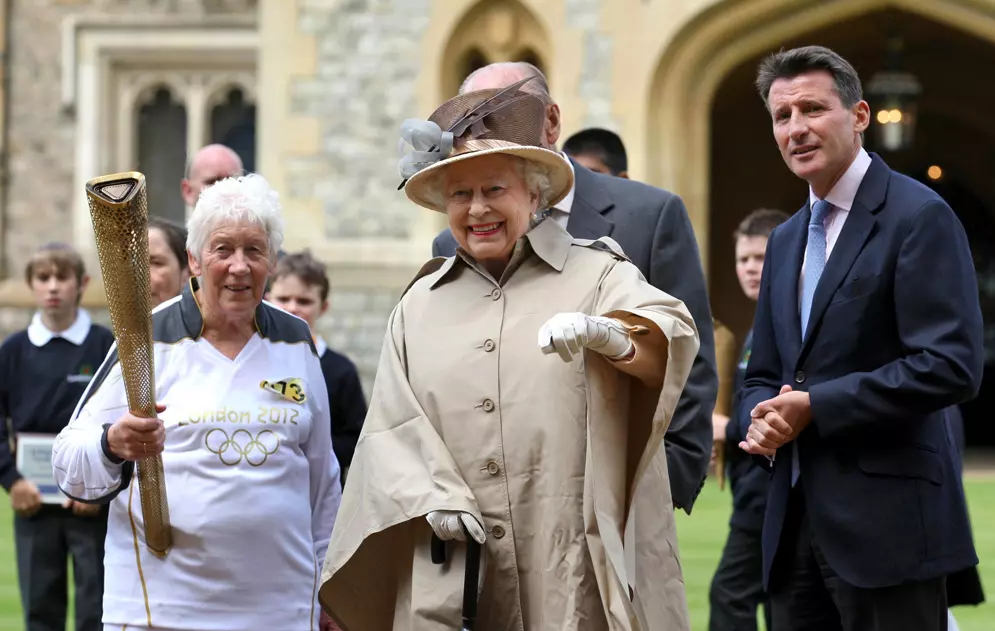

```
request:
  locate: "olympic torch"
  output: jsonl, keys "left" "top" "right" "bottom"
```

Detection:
{"left": 85, "top": 172, "right": 172, "bottom": 558}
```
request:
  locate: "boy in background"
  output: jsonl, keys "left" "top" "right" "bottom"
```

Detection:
{"left": 562, "top": 127, "right": 630, "bottom": 178}
{"left": 709, "top": 209, "right": 788, "bottom": 631}
{"left": 267, "top": 251, "right": 367, "bottom": 481}
{"left": 0, "top": 242, "right": 115, "bottom": 631}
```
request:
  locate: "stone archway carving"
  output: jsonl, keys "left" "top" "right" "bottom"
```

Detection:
{"left": 439, "top": 0, "right": 553, "bottom": 100}
{"left": 649, "top": 0, "right": 995, "bottom": 277}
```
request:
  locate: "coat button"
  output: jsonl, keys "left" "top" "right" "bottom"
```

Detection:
{"left": 490, "top": 288, "right": 502, "bottom": 300}
{"left": 492, "top": 525, "right": 505, "bottom": 539}
{"left": 483, "top": 339, "right": 495, "bottom": 352}
{"left": 794, "top": 371, "right": 805, "bottom": 384}
{"left": 486, "top": 461, "right": 500, "bottom": 475}
{"left": 482, "top": 399, "right": 495, "bottom": 412}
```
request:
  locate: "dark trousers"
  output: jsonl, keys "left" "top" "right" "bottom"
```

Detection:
{"left": 769, "top": 486, "right": 947, "bottom": 631}
{"left": 710, "top": 524, "right": 771, "bottom": 631}
{"left": 14, "top": 504, "right": 107, "bottom": 631}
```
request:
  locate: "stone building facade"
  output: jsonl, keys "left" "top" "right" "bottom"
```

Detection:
{"left": 1, "top": 0, "right": 994, "bottom": 397}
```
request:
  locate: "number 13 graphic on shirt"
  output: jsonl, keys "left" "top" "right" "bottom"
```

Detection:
{"left": 260, "top": 378, "right": 307, "bottom": 404}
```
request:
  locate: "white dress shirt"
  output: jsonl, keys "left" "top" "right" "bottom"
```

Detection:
{"left": 789, "top": 148, "right": 872, "bottom": 478}
{"left": 550, "top": 153, "right": 576, "bottom": 230}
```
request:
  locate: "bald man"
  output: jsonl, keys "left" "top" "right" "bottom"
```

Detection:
{"left": 431, "top": 62, "right": 718, "bottom": 513}
{"left": 181, "top": 144, "right": 244, "bottom": 210}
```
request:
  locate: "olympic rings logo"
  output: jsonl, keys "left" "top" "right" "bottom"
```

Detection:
{"left": 204, "top": 428, "right": 280, "bottom": 467}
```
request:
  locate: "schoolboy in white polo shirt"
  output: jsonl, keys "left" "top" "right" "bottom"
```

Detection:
{"left": 0, "top": 242, "right": 114, "bottom": 631}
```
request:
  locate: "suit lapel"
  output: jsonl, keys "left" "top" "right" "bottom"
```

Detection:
{"left": 801, "top": 206, "right": 875, "bottom": 349}
{"left": 565, "top": 159, "right": 615, "bottom": 240}
{"left": 778, "top": 206, "right": 807, "bottom": 361}
{"left": 800, "top": 154, "right": 889, "bottom": 353}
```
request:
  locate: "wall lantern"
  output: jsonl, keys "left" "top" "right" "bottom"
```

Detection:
{"left": 867, "top": 37, "right": 922, "bottom": 151}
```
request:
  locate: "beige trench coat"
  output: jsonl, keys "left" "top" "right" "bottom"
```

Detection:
{"left": 319, "top": 219, "right": 699, "bottom": 631}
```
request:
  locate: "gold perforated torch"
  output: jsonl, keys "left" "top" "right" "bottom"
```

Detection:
{"left": 85, "top": 172, "right": 172, "bottom": 558}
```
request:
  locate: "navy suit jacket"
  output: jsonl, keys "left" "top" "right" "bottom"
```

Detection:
{"left": 740, "top": 153, "right": 984, "bottom": 590}
{"left": 432, "top": 160, "right": 719, "bottom": 513}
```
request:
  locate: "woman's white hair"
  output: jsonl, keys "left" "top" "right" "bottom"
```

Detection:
{"left": 424, "top": 155, "right": 555, "bottom": 212}
{"left": 186, "top": 173, "right": 285, "bottom": 261}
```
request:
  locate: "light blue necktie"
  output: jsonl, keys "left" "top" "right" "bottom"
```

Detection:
{"left": 800, "top": 199, "right": 833, "bottom": 338}
{"left": 793, "top": 198, "right": 832, "bottom": 486}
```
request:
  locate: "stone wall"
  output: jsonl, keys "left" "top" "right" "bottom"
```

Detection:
{"left": 0, "top": 0, "right": 618, "bottom": 401}
{"left": 565, "top": 0, "right": 618, "bottom": 131}
{"left": 283, "top": 0, "right": 434, "bottom": 394}
{"left": 2, "top": 0, "right": 256, "bottom": 279}
{"left": 289, "top": 0, "right": 432, "bottom": 241}
{"left": 315, "top": 283, "right": 402, "bottom": 398}
{"left": 0, "top": 0, "right": 414, "bottom": 401}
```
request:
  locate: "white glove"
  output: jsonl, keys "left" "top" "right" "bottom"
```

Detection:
{"left": 538, "top": 312, "right": 633, "bottom": 362}
{"left": 426, "top": 510, "right": 486, "bottom": 544}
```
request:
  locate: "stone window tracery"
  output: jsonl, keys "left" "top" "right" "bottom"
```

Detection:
{"left": 62, "top": 18, "right": 257, "bottom": 255}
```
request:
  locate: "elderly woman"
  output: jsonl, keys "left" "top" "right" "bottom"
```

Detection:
{"left": 319, "top": 80, "right": 699, "bottom": 630}
{"left": 52, "top": 174, "right": 342, "bottom": 631}
{"left": 148, "top": 216, "right": 190, "bottom": 308}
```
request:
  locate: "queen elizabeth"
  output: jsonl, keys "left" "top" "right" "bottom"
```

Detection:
{"left": 319, "top": 79, "right": 699, "bottom": 630}
{"left": 52, "top": 174, "right": 342, "bottom": 631}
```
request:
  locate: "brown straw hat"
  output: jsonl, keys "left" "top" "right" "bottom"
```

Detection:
{"left": 398, "top": 77, "right": 573, "bottom": 212}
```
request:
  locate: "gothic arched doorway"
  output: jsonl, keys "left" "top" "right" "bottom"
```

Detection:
{"left": 439, "top": 0, "right": 552, "bottom": 100}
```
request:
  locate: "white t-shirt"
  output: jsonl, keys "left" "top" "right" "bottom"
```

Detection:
{"left": 53, "top": 286, "right": 342, "bottom": 631}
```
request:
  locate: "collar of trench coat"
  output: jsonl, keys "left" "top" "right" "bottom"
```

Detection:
{"left": 430, "top": 217, "right": 638, "bottom": 293}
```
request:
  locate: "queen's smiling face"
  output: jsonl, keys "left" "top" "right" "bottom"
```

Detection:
{"left": 443, "top": 154, "right": 540, "bottom": 265}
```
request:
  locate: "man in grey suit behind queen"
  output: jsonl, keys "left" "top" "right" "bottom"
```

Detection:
{"left": 432, "top": 62, "right": 719, "bottom": 513}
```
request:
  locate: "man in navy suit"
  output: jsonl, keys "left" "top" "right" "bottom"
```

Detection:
{"left": 433, "top": 62, "right": 718, "bottom": 514}
{"left": 739, "top": 46, "right": 983, "bottom": 630}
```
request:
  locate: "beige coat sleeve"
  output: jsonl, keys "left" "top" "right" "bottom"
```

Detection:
{"left": 582, "top": 258, "right": 699, "bottom": 631}
{"left": 318, "top": 302, "right": 483, "bottom": 631}
{"left": 597, "top": 258, "right": 699, "bottom": 396}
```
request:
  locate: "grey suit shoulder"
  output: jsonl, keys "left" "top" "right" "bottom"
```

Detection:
{"left": 595, "top": 170, "right": 678, "bottom": 208}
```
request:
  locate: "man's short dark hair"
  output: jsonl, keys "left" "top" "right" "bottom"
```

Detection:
{"left": 755, "top": 45, "right": 863, "bottom": 110}
{"left": 562, "top": 128, "right": 628, "bottom": 176}
{"left": 149, "top": 217, "right": 189, "bottom": 272}
{"left": 271, "top": 250, "right": 330, "bottom": 302}
{"left": 734, "top": 208, "right": 790, "bottom": 241}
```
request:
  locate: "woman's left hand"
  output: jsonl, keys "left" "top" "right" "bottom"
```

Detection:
{"left": 538, "top": 312, "right": 633, "bottom": 362}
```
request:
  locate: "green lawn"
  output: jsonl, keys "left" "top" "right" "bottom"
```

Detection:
{"left": 0, "top": 479, "right": 992, "bottom": 630}
{"left": 675, "top": 476, "right": 995, "bottom": 630}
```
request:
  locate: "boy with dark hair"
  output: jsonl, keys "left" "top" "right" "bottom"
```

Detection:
{"left": 266, "top": 250, "right": 367, "bottom": 480}
{"left": 709, "top": 208, "right": 789, "bottom": 631}
{"left": 0, "top": 242, "right": 115, "bottom": 631}
{"left": 562, "top": 127, "right": 629, "bottom": 178}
